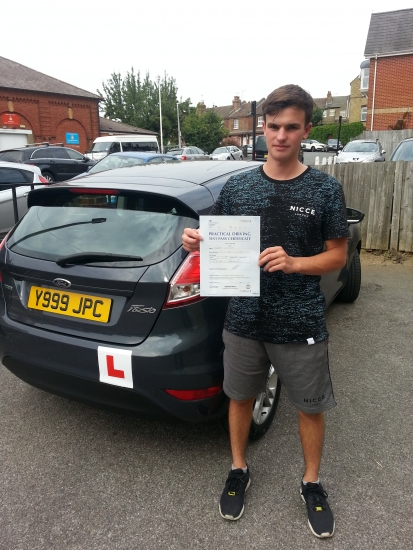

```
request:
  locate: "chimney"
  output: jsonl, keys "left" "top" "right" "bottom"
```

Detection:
{"left": 326, "top": 91, "right": 332, "bottom": 106}
{"left": 232, "top": 96, "right": 241, "bottom": 111}
{"left": 196, "top": 101, "right": 206, "bottom": 113}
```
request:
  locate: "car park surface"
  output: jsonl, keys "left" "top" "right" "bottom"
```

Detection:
{"left": 0, "top": 161, "right": 362, "bottom": 438}
{"left": 0, "top": 143, "right": 95, "bottom": 182}
{"left": 0, "top": 161, "right": 47, "bottom": 236}
{"left": 1, "top": 255, "right": 411, "bottom": 550}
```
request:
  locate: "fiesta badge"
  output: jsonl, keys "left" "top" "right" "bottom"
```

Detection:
{"left": 53, "top": 278, "right": 72, "bottom": 288}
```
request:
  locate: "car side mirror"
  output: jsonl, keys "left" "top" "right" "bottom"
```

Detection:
{"left": 82, "top": 156, "right": 89, "bottom": 162}
{"left": 346, "top": 207, "right": 364, "bottom": 224}
{"left": 381, "top": 150, "right": 386, "bottom": 154}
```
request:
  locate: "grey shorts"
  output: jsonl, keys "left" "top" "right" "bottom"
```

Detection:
{"left": 222, "top": 329, "right": 336, "bottom": 414}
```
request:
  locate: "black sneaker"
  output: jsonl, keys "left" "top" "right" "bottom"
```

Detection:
{"left": 219, "top": 468, "right": 251, "bottom": 520}
{"left": 300, "top": 482, "right": 335, "bottom": 538}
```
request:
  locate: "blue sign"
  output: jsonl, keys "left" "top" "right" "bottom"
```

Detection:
{"left": 66, "top": 132, "right": 79, "bottom": 145}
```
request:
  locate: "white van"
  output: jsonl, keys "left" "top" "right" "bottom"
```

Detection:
{"left": 86, "top": 135, "right": 159, "bottom": 161}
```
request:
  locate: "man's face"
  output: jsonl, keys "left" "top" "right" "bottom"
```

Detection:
{"left": 263, "top": 107, "right": 311, "bottom": 163}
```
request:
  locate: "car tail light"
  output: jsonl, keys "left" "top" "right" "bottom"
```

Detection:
{"left": 39, "top": 176, "right": 49, "bottom": 184}
{"left": 181, "top": 155, "right": 187, "bottom": 160}
{"left": 0, "top": 233, "right": 8, "bottom": 251}
{"left": 164, "top": 386, "right": 222, "bottom": 400}
{"left": 163, "top": 251, "right": 203, "bottom": 308}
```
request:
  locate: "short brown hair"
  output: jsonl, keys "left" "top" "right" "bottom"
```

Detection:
{"left": 262, "top": 85, "right": 314, "bottom": 125}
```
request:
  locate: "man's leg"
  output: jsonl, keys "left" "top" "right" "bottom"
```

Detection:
{"left": 298, "top": 410, "right": 324, "bottom": 482}
{"left": 298, "top": 410, "right": 334, "bottom": 538}
{"left": 219, "top": 397, "right": 254, "bottom": 520}
{"left": 229, "top": 397, "right": 255, "bottom": 469}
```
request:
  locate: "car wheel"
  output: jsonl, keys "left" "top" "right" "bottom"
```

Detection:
{"left": 220, "top": 365, "right": 281, "bottom": 441}
{"left": 42, "top": 171, "right": 55, "bottom": 183}
{"left": 240, "top": 155, "right": 243, "bottom": 160}
{"left": 311, "top": 146, "right": 315, "bottom": 152}
{"left": 249, "top": 365, "right": 281, "bottom": 440}
{"left": 336, "top": 249, "right": 361, "bottom": 303}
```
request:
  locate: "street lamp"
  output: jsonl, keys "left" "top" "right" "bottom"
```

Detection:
{"left": 157, "top": 76, "right": 164, "bottom": 153}
{"left": 176, "top": 102, "right": 182, "bottom": 148}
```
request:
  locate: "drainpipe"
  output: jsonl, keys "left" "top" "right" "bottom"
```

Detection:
{"left": 370, "top": 54, "right": 378, "bottom": 131}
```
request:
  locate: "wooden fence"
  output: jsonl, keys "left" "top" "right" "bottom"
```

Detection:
{"left": 315, "top": 161, "right": 413, "bottom": 252}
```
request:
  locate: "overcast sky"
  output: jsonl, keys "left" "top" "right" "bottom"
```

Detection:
{"left": 2, "top": 0, "right": 412, "bottom": 108}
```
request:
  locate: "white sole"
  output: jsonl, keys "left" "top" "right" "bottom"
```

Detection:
{"left": 219, "top": 478, "right": 251, "bottom": 521}
{"left": 300, "top": 490, "right": 335, "bottom": 538}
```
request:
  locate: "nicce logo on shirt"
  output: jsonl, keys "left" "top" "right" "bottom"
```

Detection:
{"left": 290, "top": 205, "right": 316, "bottom": 217}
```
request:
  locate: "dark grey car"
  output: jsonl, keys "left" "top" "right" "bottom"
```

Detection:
{"left": 0, "top": 162, "right": 363, "bottom": 439}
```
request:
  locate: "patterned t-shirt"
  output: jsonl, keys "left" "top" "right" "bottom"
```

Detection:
{"left": 211, "top": 165, "right": 349, "bottom": 343}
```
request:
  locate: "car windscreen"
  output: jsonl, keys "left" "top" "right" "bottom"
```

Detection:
{"left": 8, "top": 189, "right": 198, "bottom": 267}
{"left": 343, "top": 142, "right": 378, "bottom": 153}
{"left": 255, "top": 136, "right": 267, "bottom": 151}
{"left": 91, "top": 142, "right": 113, "bottom": 153}
{"left": 391, "top": 141, "right": 413, "bottom": 161}
{"left": 89, "top": 156, "right": 145, "bottom": 173}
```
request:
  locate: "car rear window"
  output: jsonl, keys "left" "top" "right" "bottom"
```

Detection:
{"left": 8, "top": 189, "right": 198, "bottom": 266}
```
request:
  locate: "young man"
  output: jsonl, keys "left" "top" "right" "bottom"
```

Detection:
{"left": 182, "top": 85, "right": 348, "bottom": 538}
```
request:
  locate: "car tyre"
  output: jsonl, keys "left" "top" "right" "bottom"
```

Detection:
{"left": 42, "top": 171, "right": 55, "bottom": 183}
{"left": 311, "top": 146, "right": 315, "bottom": 152}
{"left": 239, "top": 155, "right": 243, "bottom": 160}
{"left": 336, "top": 249, "right": 361, "bottom": 303}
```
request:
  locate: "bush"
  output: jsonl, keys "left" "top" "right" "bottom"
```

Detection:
{"left": 309, "top": 122, "right": 365, "bottom": 145}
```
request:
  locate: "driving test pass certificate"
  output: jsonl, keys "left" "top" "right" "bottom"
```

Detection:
{"left": 199, "top": 216, "right": 260, "bottom": 297}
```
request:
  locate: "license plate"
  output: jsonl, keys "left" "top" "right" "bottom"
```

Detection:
{"left": 264, "top": 154, "right": 268, "bottom": 158}
{"left": 28, "top": 286, "right": 112, "bottom": 323}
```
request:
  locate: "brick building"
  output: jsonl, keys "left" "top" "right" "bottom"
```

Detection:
{"left": 313, "top": 92, "right": 349, "bottom": 124}
{"left": 362, "top": 8, "right": 413, "bottom": 131}
{"left": 213, "top": 96, "right": 265, "bottom": 146}
{"left": 0, "top": 56, "right": 101, "bottom": 153}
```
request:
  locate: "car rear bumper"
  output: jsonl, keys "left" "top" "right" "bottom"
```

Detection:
{"left": 0, "top": 305, "right": 228, "bottom": 423}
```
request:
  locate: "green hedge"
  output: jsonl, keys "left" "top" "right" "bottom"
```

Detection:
{"left": 309, "top": 122, "right": 365, "bottom": 145}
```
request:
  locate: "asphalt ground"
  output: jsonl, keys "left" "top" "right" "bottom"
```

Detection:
{"left": 1, "top": 253, "right": 412, "bottom": 550}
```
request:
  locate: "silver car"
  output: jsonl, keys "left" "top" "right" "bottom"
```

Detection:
{"left": 337, "top": 140, "right": 386, "bottom": 163}
{"left": 0, "top": 161, "right": 47, "bottom": 237}
{"left": 165, "top": 147, "right": 209, "bottom": 161}
{"left": 210, "top": 146, "right": 244, "bottom": 160}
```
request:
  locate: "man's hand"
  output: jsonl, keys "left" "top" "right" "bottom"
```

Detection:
{"left": 182, "top": 228, "right": 203, "bottom": 252}
{"left": 259, "top": 246, "right": 297, "bottom": 273}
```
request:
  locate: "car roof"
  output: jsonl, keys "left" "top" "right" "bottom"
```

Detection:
{"left": 0, "top": 160, "right": 41, "bottom": 173}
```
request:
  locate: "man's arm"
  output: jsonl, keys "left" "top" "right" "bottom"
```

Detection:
{"left": 258, "top": 237, "right": 347, "bottom": 275}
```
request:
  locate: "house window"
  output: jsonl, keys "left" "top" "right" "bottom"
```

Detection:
{"left": 323, "top": 110, "right": 327, "bottom": 118}
{"left": 257, "top": 116, "right": 263, "bottom": 127}
{"left": 329, "top": 109, "right": 335, "bottom": 117}
{"left": 233, "top": 119, "right": 239, "bottom": 129}
{"left": 361, "top": 107, "right": 367, "bottom": 122}
{"left": 340, "top": 110, "right": 346, "bottom": 117}
{"left": 360, "top": 68, "right": 370, "bottom": 91}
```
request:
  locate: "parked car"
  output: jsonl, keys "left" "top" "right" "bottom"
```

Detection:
{"left": 327, "top": 139, "right": 343, "bottom": 152}
{"left": 389, "top": 137, "right": 413, "bottom": 161}
{"left": 0, "top": 162, "right": 363, "bottom": 439}
{"left": 165, "top": 147, "right": 209, "bottom": 161}
{"left": 71, "top": 152, "right": 180, "bottom": 179}
{"left": 255, "top": 135, "right": 304, "bottom": 163}
{"left": 210, "top": 146, "right": 243, "bottom": 160}
{"left": 247, "top": 144, "right": 253, "bottom": 155}
{"left": 0, "top": 161, "right": 48, "bottom": 237}
{"left": 86, "top": 135, "right": 160, "bottom": 162}
{"left": 0, "top": 144, "right": 95, "bottom": 182}
{"left": 337, "top": 140, "right": 386, "bottom": 163}
{"left": 301, "top": 139, "right": 327, "bottom": 152}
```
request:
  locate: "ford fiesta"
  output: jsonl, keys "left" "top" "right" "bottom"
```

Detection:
{"left": 0, "top": 162, "right": 363, "bottom": 439}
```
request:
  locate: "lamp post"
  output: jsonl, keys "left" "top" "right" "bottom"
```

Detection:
{"left": 176, "top": 102, "right": 182, "bottom": 148}
{"left": 158, "top": 76, "right": 164, "bottom": 153}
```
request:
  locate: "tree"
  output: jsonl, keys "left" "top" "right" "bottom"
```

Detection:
{"left": 98, "top": 69, "right": 192, "bottom": 145}
{"left": 181, "top": 109, "right": 229, "bottom": 153}
{"left": 311, "top": 106, "right": 324, "bottom": 127}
